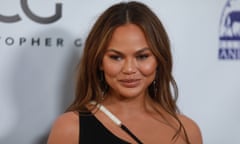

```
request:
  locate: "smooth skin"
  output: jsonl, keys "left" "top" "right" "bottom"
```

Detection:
{"left": 47, "top": 24, "right": 203, "bottom": 144}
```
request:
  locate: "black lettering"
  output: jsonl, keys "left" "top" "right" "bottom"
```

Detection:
{"left": 0, "top": 14, "right": 21, "bottom": 23}
{"left": 21, "top": 0, "right": 62, "bottom": 24}
{"left": 74, "top": 38, "right": 82, "bottom": 47}
{"left": 45, "top": 38, "right": 52, "bottom": 47}
{"left": 1, "top": 0, "right": 62, "bottom": 24}
{"left": 5, "top": 37, "right": 14, "bottom": 45}
{"left": 19, "top": 37, "right": 26, "bottom": 45}
{"left": 56, "top": 38, "right": 64, "bottom": 47}
{"left": 31, "top": 38, "right": 40, "bottom": 46}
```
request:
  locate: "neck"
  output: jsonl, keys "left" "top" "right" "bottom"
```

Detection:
{"left": 102, "top": 92, "right": 154, "bottom": 117}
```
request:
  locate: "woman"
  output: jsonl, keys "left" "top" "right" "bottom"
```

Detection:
{"left": 47, "top": 1, "right": 202, "bottom": 144}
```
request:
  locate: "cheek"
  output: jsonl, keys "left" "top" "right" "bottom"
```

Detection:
{"left": 139, "top": 60, "right": 158, "bottom": 76}
{"left": 102, "top": 58, "right": 121, "bottom": 77}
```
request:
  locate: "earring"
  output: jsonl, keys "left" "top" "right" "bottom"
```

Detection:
{"left": 100, "top": 71, "right": 108, "bottom": 100}
{"left": 153, "top": 68, "right": 159, "bottom": 97}
{"left": 153, "top": 79, "right": 158, "bottom": 98}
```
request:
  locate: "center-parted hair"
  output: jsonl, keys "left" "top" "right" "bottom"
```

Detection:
{"left": 67, "top": 1, "right": 190, "bottom": 143}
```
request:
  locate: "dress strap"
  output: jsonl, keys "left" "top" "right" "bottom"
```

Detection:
{"left": 90, "top": 101, "right": 144, "bottom": 144}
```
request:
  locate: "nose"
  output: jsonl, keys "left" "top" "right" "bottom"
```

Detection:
{"left": 122, "top": 58, "right": 137, "bottom": 74}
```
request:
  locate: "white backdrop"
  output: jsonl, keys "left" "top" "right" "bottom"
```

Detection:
{"left": 1, "top": 0, "right": 240, "bottom": 144}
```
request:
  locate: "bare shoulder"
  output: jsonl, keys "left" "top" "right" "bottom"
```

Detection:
{"left": 47, "top": 111, "right": 79, "bottom": 144}
{"left": 178, "top": 114, "right": 203, "bottom": 144}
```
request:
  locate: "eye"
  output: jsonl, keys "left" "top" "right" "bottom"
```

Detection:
{"left": 109, "top": 55, "right": 122, "bottom": 61}
{"left": 136, "top": 54, "right": 149, "bottom": 60}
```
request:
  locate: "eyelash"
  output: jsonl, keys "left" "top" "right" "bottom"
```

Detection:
{"left": 136, "top": 54, "right": 149, "bottom": 60}
{"left": 109, "top": 55, "right": 122, "bottom": 61}
{"left": 109, "top": 54, "right": 149, "bottom": 61}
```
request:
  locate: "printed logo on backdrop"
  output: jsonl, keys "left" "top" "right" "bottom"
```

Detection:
{"left": 0, "top": 0, "right": 82, "bottom": 48}
{"left": 219, "top": 0, "right": 240, "bottom": 60}
{"left": 0, "top": 0, "right": 62, "bottom": 24}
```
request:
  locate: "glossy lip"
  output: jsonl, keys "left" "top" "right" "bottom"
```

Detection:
{"left": 118, "top": 79, "right": 141, "bottom": 88}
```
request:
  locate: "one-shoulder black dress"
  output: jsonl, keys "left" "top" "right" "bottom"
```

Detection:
{"left": 79, "top": 112, "right": 131, "bottom": 144}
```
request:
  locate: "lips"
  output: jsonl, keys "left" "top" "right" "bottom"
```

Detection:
{"left": 118, "top": 79, "right": 141, "bottom": 88}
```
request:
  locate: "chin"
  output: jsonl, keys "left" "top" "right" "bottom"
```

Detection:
{"left": 108, "top": 86, "right": 146, "bottom": 99}
{"left": 118, "top": 90, "right": 144, "bottom": 99}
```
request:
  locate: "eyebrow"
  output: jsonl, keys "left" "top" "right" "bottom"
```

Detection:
{"left": 106, "top": 47, "right": 151, "bottom": 55}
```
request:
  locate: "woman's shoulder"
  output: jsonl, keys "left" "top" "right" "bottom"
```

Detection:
{"left": 47, "top": 111, "right": 79, "bottom": 144}
{"left": 178, "top": 114, "right": 203, "bottom": 144}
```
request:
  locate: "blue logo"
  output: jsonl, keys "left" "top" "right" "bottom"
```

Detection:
{"left": 219, "top": 0, "right": 240, "bottom": 60}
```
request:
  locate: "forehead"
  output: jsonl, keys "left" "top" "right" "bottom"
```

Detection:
{"left": 107, "top": 24, "right": 148, "bottom": 51}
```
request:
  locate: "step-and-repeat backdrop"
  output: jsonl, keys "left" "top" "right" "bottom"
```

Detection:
{"left": 1, "top": 0, "right": 240, "bottom": 143}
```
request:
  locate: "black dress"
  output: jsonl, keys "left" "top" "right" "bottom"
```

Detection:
{"left": 79, "top": 112, "right": 131, "bottom": 144}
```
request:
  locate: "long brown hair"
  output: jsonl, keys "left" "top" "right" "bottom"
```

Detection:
{"left": 67, "top": 1, "right": 190, "bottom": 143}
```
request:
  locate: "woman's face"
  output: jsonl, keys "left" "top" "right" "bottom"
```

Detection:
{"left": 101, "top": 24, "right": 158, "bottom": 99}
